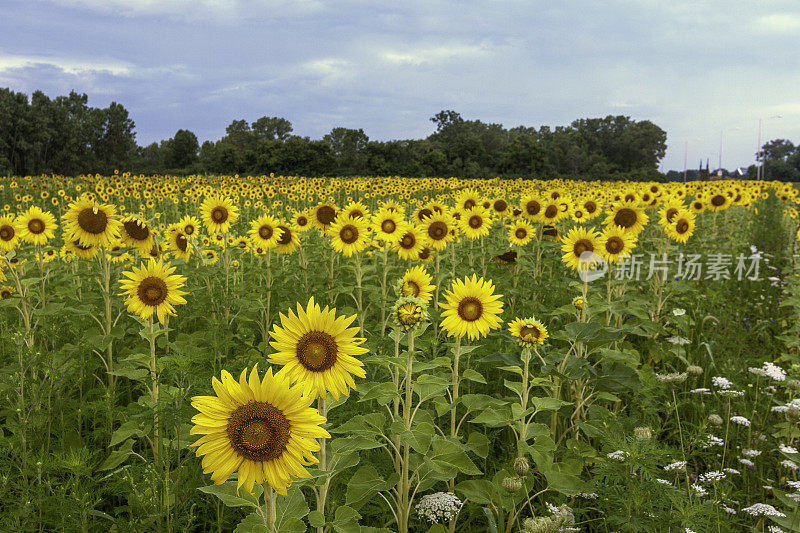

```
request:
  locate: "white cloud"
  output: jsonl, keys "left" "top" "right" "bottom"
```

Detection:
{"left": 0, "top": 54, "right": 132, "bottom": 76}
{"left": 754, "top": 13, "right": 800, "bottom": 33}
{"left": 379, "top": 44, "right": 489, "bottom": 66}
{"left": 39, "top": 0, "right": 324, "bottom": 19}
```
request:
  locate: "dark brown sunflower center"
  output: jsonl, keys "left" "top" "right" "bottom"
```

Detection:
{"left": 137, "top": 276, "right": 168, "bottom": 306}
{"left": 525, "top": 200, "right": 541, "bottom": 216}
{"left": 402, "top": 280, "right": 420, "bottom": 297}
{"left": 349, "top": 210, "right": 364, "bottom": 219}
{"left": 515, "top": 228, "right": 527, "bottom": 239}
{"left": 0, "top": 225, "right": 14, "bottom": 241}
{"left": 400, "top": 234, "right": 415, "bottom": 249}
{"left": 0, "top": 289, "right": 11, "bottom": 299}
{"left": 123, "top": 220, "right": 150, "bottom": 241}
{"left": 676, "top": 219, "right": 690, "bottom": 234}
{"left": 544, "top": 205, "right": 558, "bottom": 219}
{"left": 211, "top": 206, "right": 228, "bottom": 223}
{"left": 693, "top": 202, "right": 702, "bottom": 210}
{"left": 28, "top": 218, "right": 45, "bottom": 234}
{"left": 711, "top": 195, "right": 726, "bottom": 206}
{"left": 227, "top": 401, "right": 291, "bottom": 462}
{"left": 468, "top": 215, "right": 483, "bottom": 229}
{"left": 584, "top": 201, "right": 597, "bottom": 213}
{"left": 77, "top": 207, "right": 108, "bottom": 234}
{"left": 428, "top": 221, "right": 448, "bottom": 240}
{"left": 457, "top": 297, "right": 483, "bottom": 322}
{"left": 316, "top": 206, "right": 336, "bottom": 225}
{"left": 258, "top": 225, "right": 273, "bottom": 240}
{"left": 418, "top": 247, "right": 431, "bottom": 260}
{"left": 296, "top": 331, "right": 338, "bottom": 371}
{"left": 340, "top": 225, "right": 358, "bottom": 244}
{"left": 666, "top": 208, "right": 678, "bottom": 223}
{"left": 573, "top": 239, "right": 593, "bottom": 257}
{"left": 624, "top": 193, "right": 636, "bottom": 202}
{"left": 463, "top": 199, "right": 476, "bottom": 209}
{"left": 277, "top": 226, "right": 291, "bottom": 246}
{"left": 519, "top": 325, "right": 540, "bottom": 339}
{"left": 614, "top": 208, "right": 637, "bottom": 228}
{"left": 417, "top": 208, "right": 433, "bottom": 221}
{"left": 381, "top": 220, "right": 396, "bottom": 233}
{"left": 176, "top": 233, "right": 188, "bottom": 252}
{"left": 184, "top": 224, "right": 195, "bottom": 235}
{"left": 606, "top": 236, "right": 624, "bottom": 254}
{"left": 494, "top": 199, "right": 507, "bottom": 211}
{"left": 297, "top": 216, "right": 308, "bottom": 227}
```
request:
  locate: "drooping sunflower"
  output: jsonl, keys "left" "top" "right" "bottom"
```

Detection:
{"left": 372, "top": 208, "right": 406, "bottom": 244}
{"left": 603, "top": 200, "right": 648, "bottom": 235}
{"left": 664, "top": 208, "right": 696, "bottom": 243}
{"left": 248, "top": 215, "right": 283, "bottom": 250}
{"left": 65, "top": 239, "right": 99, "bottom": 260}
{"left": 395, "top": 225, "right": 425, "bottom": 261}
{"left": 0, "top": 214, "right": 19, "bottom": 252}
{"left": 166, "top": 225, "right": 193, "bottom": 261}
{"left": 507, "top": 219, "right": 534, "bottom": 246}
{"left": 0, "top": 285, "right": 14, "bottom": 299}
{"left": 459, "top": 206, "right": 492, "bottom": 240}
{"left": 597, "top": 226, "right": 636, "bottom": 264}
{"left": 120, "top": 214, "right": 155, "bottom": 255}
{"left": 274, "top": 223, "right": 299, "bottom": 255}
{"left": 15, "top": 206, "right": 57, "bottom": 245}
{"left": 439, "top": 275, "right": 504, "bottom": 341}
{"left": 190, "top": 365, "right": 329, "bottom": 495}
{"left": 422, "top": 211, "right": 455, "bottom": 250}
{"left": 329, "top": 214, "right": 370, "bottom": 257}
{"left": 508, "top": 317, "right": 549, "bottom": 347}
{"left": 203, "top": 249, "right": 219, "bottom": 265}
{"left": 201, "top": 196, "right": 239, "bottom": 234}
{"left": 560, "top": 227, "right": 600, "bottom": 270}
{"left": 342, "top": 201, "right": 370, "bottom": 220}
{"left": 269, "top": 297, "right": 368, "bottom": 400}
{"left": 62, "top": 195, "right": 122, "bottom": 248}
{"left": 312, "top": 203, "right": 338, "bottom": 232}
{"left": 119, "top": 259, "right": 187, "bottom": 324}
{"left": 398, "top": 265, "right": 435, "bottom": 303}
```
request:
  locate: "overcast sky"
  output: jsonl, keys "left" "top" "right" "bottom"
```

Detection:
{"left": 2, "top": 0, "right": 799, "bottom": 172}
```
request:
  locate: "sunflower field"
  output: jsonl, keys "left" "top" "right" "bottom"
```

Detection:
{"left": 1, "top": 173, "right": 800, "bottom": 532}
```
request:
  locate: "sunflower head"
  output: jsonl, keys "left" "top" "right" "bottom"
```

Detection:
{"left": 391, "top": 296, "right": 428, "bottom": 332}
{"left": 63, "top": 195, "right": 122, "bottom": 248}
{"left": 190, "top": 365, "right": 330, "bottom": 495}
{"left": 119, "top": 259, "right": 188, "bottom": 324}
{"left": 201, "top": 196, "right": 239, "bottom": 234}
{"left": 269, "top": 297, "right": 368, "bottom": 400}
{"left": 508, "top": 317, "right": 549, "bottom": 347}
{"left": 439, "top": 274, "right": 504, "bottom": 340}
{"left": 397, "top": 265, "right": 435, "bottom": 304}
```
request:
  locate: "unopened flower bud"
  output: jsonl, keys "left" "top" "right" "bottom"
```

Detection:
{"left": 686, "top": 365, "right": 703, "bottom": 376}
{"left": 514, "top": 456, "right": 530, "bottom": 476}
{"left": 503, "top": 476, "right": 523, "bottom": 493}
{"left": 708, "top": 414, "right": 723, "bottom": 426}
{"left": 633, "top": 426, "right": 652, "bottom": 440}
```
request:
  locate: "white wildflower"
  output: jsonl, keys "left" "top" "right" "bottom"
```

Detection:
{"left": 673, "top": 308, "right": 686, "bottom": 316}
{"left": 607, "top": 450, "right": 629, "bottom": 461}
{"left": 415, "top": 492, "right": 463, "bottom": 523}
{"left": 691, "top": 483, "right": 707, "bottom": 496}
{"left": 739, "top": 458, "right": 755, "bottom": 468}
{"left": 702, "top": 435, "right": 724, "bottom": 448}
{"left": 740, "top": 503, "right": 785, "bottom": 517}
{"left": 718, "top": 389, "right": 744, "bottom": 398}
{"left": 779, "top": 444, "right": 798, "bottom": 454}
{"left": 742, "top": 449, "right": 761, "bottom": 458}
{"left": 664, "top": 461, "right": 687, "bottom": 472}
{"left": 691, "top": 388, "right": 712, "bottom": 395}
{"left": 699, "top": 471, "right": 726, "bottom": 483}
{"left": 781, "top": 460, "right": 798, "bottom": 470}
{"left": 723, "top": 468, "right": 740, "bottom": 475}
{"left": 667, "top": 336, "right": 691, "bottom": 345}
{"left": 730, "top": 416, "right": 750, "bottom": 426}
{"left": 656, "top": 478, "right": 672, "bottom": 485}
{"left": 712, "top": 376, "right": 732, "bottom": 389}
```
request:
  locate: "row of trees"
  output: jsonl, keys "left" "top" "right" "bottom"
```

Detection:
{"left": 19, "top": 87, "right": 800, "bottom": 180}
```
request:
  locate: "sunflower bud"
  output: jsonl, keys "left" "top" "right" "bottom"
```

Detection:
{"left": 572, "top": 296, "right": 584, "bottom": 311}
{"left": 391, "top": 296, "right": 428, "bottom": 332}
{"left": 514, "top": 456, "right": 530, "bottom": 476}
{"left": 503, "top": 476, "right": 523, "bottom": 493}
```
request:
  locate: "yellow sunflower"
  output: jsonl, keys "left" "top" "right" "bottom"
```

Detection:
{"left": 439, "top": 275, "right": 504, "bottom": 340}
{"left": 178, "top": 215, "right": 202, "bottom": 238}
{"left": 0, "top": 285, "right": 14, "bottom": 299}
{"left": 395, "top": 225, "right": 425, "bottom": 261}
{"left": 520, "top": 194, "right": 544, "bottom": 222}
{"left": 596, "top": 226, "right": 636, "bottom": 264}
{"left": 120, "top": 215, "right": 155, "bottom": 255}
{"left": 342, "top": 201, "right": 370, "bottom": 220}
{"left": 201, "top": 196, "right": 239, "bottom": 234}
{"left": 372, "top": 208, "right": 406, "bottom": 244}
{"left": 508, "top": 317, "right": 549, "bottom": 347}
{"left": 329, "top": 214, "right": 370, "bottom": 257}
{"left": 62, "top": 195, "right": 122, "bottom": 248}
{"left": 507, "top": 219, "right": 534, "bottom": 246}
{"left": 560, "top": 227, "right": 600, "bottom": 270}
{"left": 190, "top": 365, "right": 329, "bottom": 495}
{"left": 603, "top": 200, "right": 648, "bottom": 235}
{"left": 421, "top": 211, "right": 455, "bottom": 250}
{"left": 459, "top": 206, "right": 492, "bottom": 240}
{"left": 15, "top": 206, "right": 57, "bottom": 245}
{"left": 248, "top": 215, "right": 283, "bottom": 250}
{"left": 665, "top": 208, "right": 696, "bottom": 243}
{"left": 269, "top": 297, "right": 368, "bottom": 400}
{"left": 275, "top": 223, "right": 299, "bottom": 255}
{"left": 166, "top": 225, "right": 193, "bottom": 261}
{"left": 707, "top": 191, "right": 731, "bottom": 212}
{"left": 119, "top": 259, "right": 188, "bottom": 324}
{"left": 399, "top": 265, "right": 435, "bottom": 303}
{"left": 292, "top": 210, "right": 312, "bottom": 232}
{"left": 0, "top": 214, "right": 19, "bottom": 252}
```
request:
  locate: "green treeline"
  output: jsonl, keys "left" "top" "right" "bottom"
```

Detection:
{"left": 9, "top": 87, "right": 796, "bottom": 180}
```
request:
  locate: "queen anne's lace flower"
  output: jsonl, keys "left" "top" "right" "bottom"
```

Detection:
{"left": 415, "top": 492, "right": 463, "bottom": 523}
{"left": 741, "top": 503, "right": 785, "bottom": 517}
